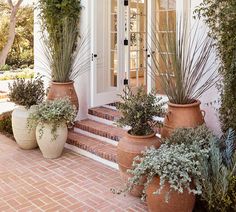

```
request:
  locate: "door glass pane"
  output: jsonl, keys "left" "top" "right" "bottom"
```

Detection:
{"left": 155, "top": 0, "right": 176, "bottom": 94}
{"left": 129, "top": 0, "right": 147, "bottom": 87}
{"left": 110, "top": 0, "right": 118, "bottom": 87}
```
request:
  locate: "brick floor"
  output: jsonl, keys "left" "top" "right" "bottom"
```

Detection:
{"left": 0, "top": 134, "right": 147, "bottom": 211}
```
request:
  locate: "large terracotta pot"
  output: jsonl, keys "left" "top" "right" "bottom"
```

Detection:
{"left": 47, "top": 81, "right": 79, "bottom": 110}
{"left": 146, "top": 177, "right": 195, "bottom": 212}
{"left": 117, "top": 131, "right": 161, "bottom": 197}
{"left": 36, "top": 123, "right": 68, "bottom": 159}
{"left": 12, "top": 106, "right": 38, "bottom": 149}
{"left": 161, "top": 100, "right": 205, "bottom": 138}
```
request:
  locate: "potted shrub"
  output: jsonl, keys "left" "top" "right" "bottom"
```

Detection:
{"left": 149, "top": 21, "right": 219, "bottom": 138}
{"left": 8, "top": 77, "right": 44, "bottom": 149}
{"left": 116, "top": 86, "right": 164, "bottom": 196}
{"left": 38, "top": 0, "right": 89, "bottom": 110}
{"left": 125, "top": 142, "right": 208, "bottom": 212}
{"left": 27, "top": 98, "right": 76, "bottom": 159}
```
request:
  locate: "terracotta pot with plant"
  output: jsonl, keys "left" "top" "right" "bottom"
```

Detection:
{"left": 38, "top": 0, "right": 89, "bottom": 110}
{"left": 116, "top": 86, "right": 164, "bottom": 196}
{"left": 149, "top": 20, "right": 219, "bottom": 138}
{"left": 124, "top": 134, "right": 209, "bottom": 212}
{"left": 8, "top": 77, "right": 45, "bottom": 149}
{"left": 27, "top": 98, "right": 76, "bottom": 159}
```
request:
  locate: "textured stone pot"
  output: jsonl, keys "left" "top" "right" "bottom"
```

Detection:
{"left": 146, "top": 177, "right": 195, "bottom": 212}
{"left": 117, "top": 131, "right": 161, "bottom": 197}
{"left": 161, "top": 100, "right": 205, "bottom": 138}
{"left": 36, "top": 123, "right": 68, "bottom": 159}
{"left": 47, "top": 81, "right": 79, "bottom": 110}
{"left": 12, "top": 106, "right": 37, "bottom": 149}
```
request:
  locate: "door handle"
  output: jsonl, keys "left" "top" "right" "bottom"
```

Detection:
{"left": 92, "top": 53, "right": 97, "bottom": 61}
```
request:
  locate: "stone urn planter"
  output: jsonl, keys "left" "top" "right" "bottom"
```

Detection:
{"left": 161, "top": 100, "right": 205, "bottom": 138}
{"left": 47, "top": 81, "right": 79, "bottom": 110}
{"left": 28, "top": 98, "right": 76, "bottom": 159}
{"left": 36, "top": 123, "right": 68, "bottom": 159}
{"left": 12, "top": 106, "right": 38, "bottom": 149}
{"left": 146, "top": 177, "right": 195, "bottom": 212}
{"left": 117, "top": 131, "right": 161, "bottom": 197}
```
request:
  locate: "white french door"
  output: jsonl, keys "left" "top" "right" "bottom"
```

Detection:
{"left": 91, "top": 0, "right": 182, "bottom": 107}
{"left": 91, "top": 0, "right": 122, "bottom": 107}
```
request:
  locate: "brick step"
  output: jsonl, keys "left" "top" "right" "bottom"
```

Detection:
{"left": 0, "top": 92, "right": 8, "bottom": 100}
{"left": 88, "top": 106, "right": 121, "bottom": 121}
{"left": 67, "top": 131, "right": 117, "bottom": 163}
{"left": 74, "top": 119, "right": 126, "bottom": 142}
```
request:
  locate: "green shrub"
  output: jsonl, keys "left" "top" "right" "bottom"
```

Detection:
{"left": 0, "top": 64, "right": 11, "bottom": 71}
{"left": 0, "top": 69, "right": 34, "bottom": 80}
{"left": 116, "top": 86, "right": 164, "bottom": 136}
{"left": 0, "top": 112, "right": 13, "bottom": 136}
{"left": 165, "top": 125, "right": 213, "bottom": 148}
{"left": 195, "top": 1, "right": 236, "bottom": 132}
{"left": 8, "top": 77, "right": 45, "bottom": 108}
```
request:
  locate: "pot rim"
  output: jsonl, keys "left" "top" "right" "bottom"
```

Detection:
{"left": 126, "top": 130, "right": 156, "bottom": 139}
{"left": 168, "top": 100, "right": 201, "bottom": 108}
{"left": 51, "top": 81, "right": 74, "bottom": 85}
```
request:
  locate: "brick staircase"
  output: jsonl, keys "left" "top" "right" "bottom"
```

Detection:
{"left": 67, "top": 105, "right": 125, "bottom": 169}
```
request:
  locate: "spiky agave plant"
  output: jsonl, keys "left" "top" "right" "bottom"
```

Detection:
{"left": 148, "top": 20, "right": 219, "bottom": 104}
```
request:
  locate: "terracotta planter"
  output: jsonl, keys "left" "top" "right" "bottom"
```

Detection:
{"left": 146, "top": 177, "right": 195, "bottom": 212}
{"left": 12, "top": 106, "right": 38, "bottom": 149}
{"left": 161, "top": 100, "right": 205, "bottom": 138}
{"left": 117, "top": 131, "right": 161, "bottom": 197}
{"left": 47, "top": 81, "right": 79, "bottom": 110}
{"left": 36, "top": 123, "right": 68, "bottom": 159}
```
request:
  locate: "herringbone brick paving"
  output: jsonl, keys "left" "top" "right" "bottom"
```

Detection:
{"left": 0, "top": 134, "right": 147, "bottom": 212}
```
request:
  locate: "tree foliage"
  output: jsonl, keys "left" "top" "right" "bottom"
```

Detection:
{"left": 195, "top": 0, "right": 236, "bottom": 132}
{"left": 0, "top": 1, "right": 33, "bottom": 68}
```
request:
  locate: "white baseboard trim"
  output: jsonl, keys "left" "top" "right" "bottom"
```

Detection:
{"left": 65, "top": 143, "right": 119, "bottom": 170}
{"left": 87, "top": 114, "right": 115, "bottom": 126}
{"left": 102, "top": 104, "right": 117, "bottom": 111}
{"left": 74, "top": 127, "right": 118, "bottom": 146}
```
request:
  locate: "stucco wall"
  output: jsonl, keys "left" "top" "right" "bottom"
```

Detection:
{"left": 190, "top": 0, "right": 221, "bottom": 135}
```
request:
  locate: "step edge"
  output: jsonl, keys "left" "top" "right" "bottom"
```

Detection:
{"left": 65, "top": 143, "right": 118, "bottom": 170}
{"left": 87, "top": 114, "right": 115, "bottom": 126}
{"left": 73, "top": 128, "right": 118, "bottom": 146}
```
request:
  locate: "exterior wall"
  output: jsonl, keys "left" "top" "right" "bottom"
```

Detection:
{"left": 190, "top": 0, "right": 221, "bottom": 135}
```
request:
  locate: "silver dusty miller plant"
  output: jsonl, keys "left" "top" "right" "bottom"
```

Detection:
{"left": 126, "top": 142, "right": 209, "bottom": 202}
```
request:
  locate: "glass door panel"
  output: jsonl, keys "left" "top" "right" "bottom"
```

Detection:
{"left": 155, "top": 0, "right": 176, "bottom": 94}
{"left": 129, "top": 0, "right": 147, "bottom": 88}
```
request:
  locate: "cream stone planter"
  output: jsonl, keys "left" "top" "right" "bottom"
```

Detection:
{"left": 12, "top": 106, "right": 37, "bottom": 149}
{"left": 36, "top": 123, "right": 68, "bottom": 159}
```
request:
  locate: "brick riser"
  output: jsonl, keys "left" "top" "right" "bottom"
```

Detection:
{"left": 0, "top": 92, "right": 8, "bottom": 100}
{"left": 75, "top": 119, "right": 125, "bottom": 142}
{"left": 67, "top": 131, "right": 117, "bottom": 163}
{"left": 88, "top": 106, "right": 121, "bottom": 121}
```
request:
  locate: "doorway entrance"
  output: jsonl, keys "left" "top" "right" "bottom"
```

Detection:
{"left": 91, "top": 0, "right": 177, "bottom": 107}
